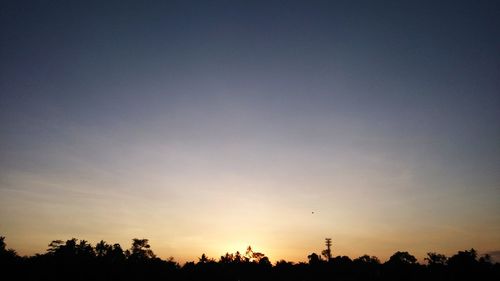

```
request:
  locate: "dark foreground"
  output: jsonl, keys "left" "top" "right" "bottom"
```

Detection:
{"left": 1, "top": 236, "right": 499, "bottom": 281}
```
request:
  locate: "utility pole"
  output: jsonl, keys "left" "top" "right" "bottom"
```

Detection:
{"left": 324, "top": 238, "right": 332, "bottom": 261}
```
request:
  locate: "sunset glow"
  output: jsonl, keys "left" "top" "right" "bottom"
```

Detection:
{"left": 1, "top": 0, "right": 499, "bottom": 265}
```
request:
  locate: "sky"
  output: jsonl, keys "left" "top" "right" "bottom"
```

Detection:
{"left": 0, "top": 0, "right": 499, "bottom": 263}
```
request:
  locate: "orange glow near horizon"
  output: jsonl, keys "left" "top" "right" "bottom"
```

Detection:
{"left": 1, "top": 167, "right": 500, "bottom": 263}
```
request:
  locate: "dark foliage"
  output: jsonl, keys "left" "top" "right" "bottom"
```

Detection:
{"left": 0, "top": 236, "right": 498, "bottom": 281}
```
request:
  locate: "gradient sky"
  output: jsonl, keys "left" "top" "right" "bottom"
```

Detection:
{"left": 1, "top": 0, "right": 499, "bottom": 263}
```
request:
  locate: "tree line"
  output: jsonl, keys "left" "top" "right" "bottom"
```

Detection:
{"left": 0, "top": 236, "right": 498, "bottom": 280}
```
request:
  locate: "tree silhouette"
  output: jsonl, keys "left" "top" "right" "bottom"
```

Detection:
{"left": 354, "top": 254, "right": 380, "bottom": 264}
{"left": 110, "top": 243, "right": 126, "bottom": 261}
{"left": 244, "top": 245, "right": 268, "bottom": 263}
{"left": 447, "top": 248, "right": 480, "bottom": 280}
{"left": 388, "top": 251, "right": 417, "bottom": 265}
{"left": 307, "top": 252, "right": 322, "bottom": 265}
{"left": 129, "top": 238, "right": 155, "bottom": 260}
{"left": 198, "top": 253, "right": 211, "bottom": 263}
{"left": 0, "top": 235, "right": 499, "bottom": 281}
{"left": 47, "top": 239, "right": 65, "bottom": 254}
{"left": 96, "top": 240, "right": 112, "bottom": 258}
{"left": 425, "top": 252, "right": 447, "bottom": 265}
{"left": 384, "top": 251, "right": 420, "bottom": 280}
{"left": 233, "top": 251, "right": 243, "bottom": 263}
{"left": 219, "top": 252, "right": 234, "bottom": 263}
{"left": 0, "top": 236, "right": 18, "bottom": 262}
